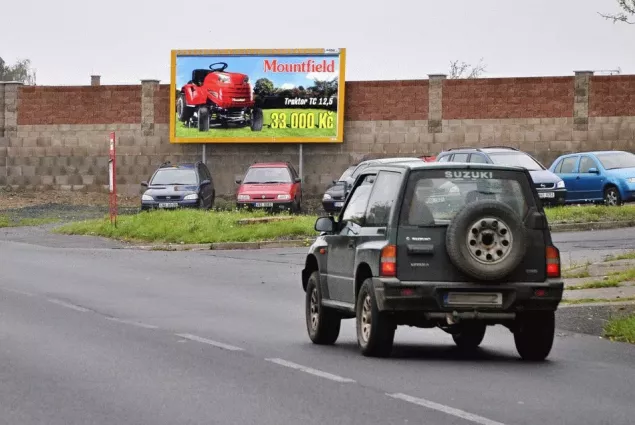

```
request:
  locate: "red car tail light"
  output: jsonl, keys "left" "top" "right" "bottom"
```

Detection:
{"left": 380, "top": 244, "right": 397, "bottom": 277}
{"left": 546, "top": 246, "right": 560, "bottom": 278}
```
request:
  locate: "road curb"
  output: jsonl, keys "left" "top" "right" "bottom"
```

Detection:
{"left": 550, "top": 221, "right": 635, "bottom": 232}
{"left": 127, "top": 239, "right": 314, "bottom": 251}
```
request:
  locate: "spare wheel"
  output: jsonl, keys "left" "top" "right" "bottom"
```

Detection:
{"left": 445, "top": 200, "right": 527, "bottom": 281}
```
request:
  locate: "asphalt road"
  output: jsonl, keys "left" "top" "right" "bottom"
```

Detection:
{"left": 0, "top": 227, "right": 634, "bottom": 425}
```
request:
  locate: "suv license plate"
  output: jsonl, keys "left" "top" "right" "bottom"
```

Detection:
{"left": 255, "top": 202, "right": 273, "bottom": 207}
{"left": 158, "top": 202, "right": 178, "bottom": 208}
{"left": 334, "top": 202, "right": 344, "bottom": 207}
{"left": 538, "top": 192, "right": 555, "bottom": 199}
{"left": 444, "top": 292, "right": 503, "bottom": 306}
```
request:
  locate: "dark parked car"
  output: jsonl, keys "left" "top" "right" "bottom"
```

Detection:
{"left": 140, "top": 162, "right": 215, "bottom": 211}
{"left": 302, "top": 161, "right": 563, "bottom": 361}
{"left": 436, "top": 147, "right": 566, "bottom": 206}
{"left": 322, "top": 157, "right": 423, "bottom": 214}
{"left": 548, "top": 150, "right": 635, "bottom": 206}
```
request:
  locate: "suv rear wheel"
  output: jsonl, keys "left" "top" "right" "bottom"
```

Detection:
{"left": 305, "top": 271, "right": 341, "bottom": 345}
{"left": 356, "top": 279, "right": 395, "bottom": 357}
{"left": 452, "top": 321, "right": 487, "bottom": 350}
{"left": 514, "top": 311, "right": 555, "bottom": 361}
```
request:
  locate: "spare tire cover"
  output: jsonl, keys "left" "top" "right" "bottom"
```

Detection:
{"left": 445, "top": 199, "right": 527, "bottom": 281}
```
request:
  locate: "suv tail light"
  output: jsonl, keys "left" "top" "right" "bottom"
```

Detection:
{"left": 546, "top": 246, "right": 560, "bottom": 278}
{"left": 380, "top": 245, "right": 397, "bottom": 277}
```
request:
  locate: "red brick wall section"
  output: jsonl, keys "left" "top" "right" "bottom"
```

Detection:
{"left": 443, "top": 77, "right": 574, "bottom": 120}
{"left": 345, "top": 80, "right": 429, "bottom": 121}
{"left": 154, "top": 85, "right": 171, "bottom": 124}
{"left": 589, "top": 76, "right": 635, "bottom": 117}
{"left": 17, "top": 86, "right": 142, "bottom": 125}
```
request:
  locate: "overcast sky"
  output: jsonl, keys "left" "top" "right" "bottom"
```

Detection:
{"left": 1, "top": 0, "right": 633, "bottom": 86}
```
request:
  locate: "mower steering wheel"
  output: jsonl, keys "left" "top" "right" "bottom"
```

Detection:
{"left": 209, "top": 62, "right": 228, "bottom": 72}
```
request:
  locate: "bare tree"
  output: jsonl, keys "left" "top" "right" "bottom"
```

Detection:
{"left": 599, "top": 0, "right": 634, "bottom": 24}
{"left": 448, "top": 58, "right": 487, "bottom": 79}
{"left": 0, "top": 57, "right": 37, "bottom": 84}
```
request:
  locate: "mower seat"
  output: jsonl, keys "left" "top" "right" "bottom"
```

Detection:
{"left": 192, "top": 69, "right": 211, "bottom": 86}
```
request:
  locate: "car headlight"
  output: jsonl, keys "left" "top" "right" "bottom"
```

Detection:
{"left": 184, "top": 194, "right": 198, "bottom": 200}
{"left": 323, "top": 194, "right": 332, "bottom": 200}
{"left": 142, "top": 194, "right": 153, "bottom": 201}
{"left": 237, "top": 194, "right": 250, "bottom": 201}
{"left": 628, "top": 177, "right": 635, "bottom": 184}
{"left": 277, "top": 194, "right": 291, "bottom": 200}
{"left": 556, "top": 180, "right": 566, "bottom": 189}
{"left": 218, "top": 74, "right": 230, "bottom": 83}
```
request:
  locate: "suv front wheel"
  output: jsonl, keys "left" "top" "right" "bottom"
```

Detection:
{"left": 356, "top": 279, "right": 395, "bottom": 357}
{"left": 305, "top": 271, "right": 341, "bottom": 345}
{"left": 514, "top": 311, "right": 555, "bottom": 361}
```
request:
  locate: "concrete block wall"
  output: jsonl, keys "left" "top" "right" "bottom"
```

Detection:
{"left": 1, "top": 72, "right": 635, "bottom": 198}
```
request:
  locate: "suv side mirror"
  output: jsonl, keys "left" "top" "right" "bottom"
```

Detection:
{"left": 141, "top": 181, "right": 148, "bottom": 187}
{"left": 315, "top": 216, "right": 334, "bottom": 233}
{"left": 235, "top": 179, "right": 242, "bottom": 184}
{"left": 295, "top": 177, "right": 302, "bottom": 183}
{"left": 588, "top": 167, "right": 599, "bottom": 174}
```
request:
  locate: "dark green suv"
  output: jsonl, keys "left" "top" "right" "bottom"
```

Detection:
{"left": 301, "top": 162, "right": 564, "bottom": 361}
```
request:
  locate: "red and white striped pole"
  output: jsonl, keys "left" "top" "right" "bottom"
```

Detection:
{"left": 109, "top": 132, "right": 117, "bottom": 226}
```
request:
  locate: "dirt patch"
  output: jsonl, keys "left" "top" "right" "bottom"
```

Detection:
{"left": 0, "top": 188, "right": 139, "bottom": 210}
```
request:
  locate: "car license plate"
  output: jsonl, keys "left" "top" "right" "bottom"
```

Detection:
{"left": 158, "top": 202, "right": 178, "bottom": 208}
{"left": 443, "top": 292, "right": 503, "bottom": 306}
{"left": 538, "top": 192, "right": 555, "bottom": 199}
{"left": 334, "top": 202, "right": 344, "bottom": 207}
{"left": 254, "top": 202, "right": 273, "bottom": 207}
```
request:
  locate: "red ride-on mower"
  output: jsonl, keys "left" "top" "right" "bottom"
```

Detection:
{"left": 176, "top": 62, "right": 264, "bottom": 132}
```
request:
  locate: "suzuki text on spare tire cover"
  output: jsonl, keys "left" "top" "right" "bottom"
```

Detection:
{"left": 300, "top": 161, "right": 563, "bottom": 361}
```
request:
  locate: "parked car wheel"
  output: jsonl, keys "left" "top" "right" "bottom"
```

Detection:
{"left": 604, "top": 185, "right": 622, "bottom": 206}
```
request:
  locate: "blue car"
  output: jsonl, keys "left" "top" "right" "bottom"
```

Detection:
{"left": 548, "top": 150, "right": 635, "bottom": 206}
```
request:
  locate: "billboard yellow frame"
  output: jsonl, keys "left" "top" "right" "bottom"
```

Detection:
{"left": 169, "top": 48, "right": 346, "bottom": 144}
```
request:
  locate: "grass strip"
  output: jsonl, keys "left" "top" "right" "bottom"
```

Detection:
{"left": 561, "top": 296, "right": 635, "bottom": 305}
{"left": 604, "top": 315, "right": 635, "bottom": 344}
{"left": 545, "top": 204, "right": 635, "bottom": 224}
{"left": 54, "top": 209, "right": 319, "bottom": 244}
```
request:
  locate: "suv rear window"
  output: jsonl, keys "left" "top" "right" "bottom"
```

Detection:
{"left": 399, "top": 169, "right": 532, "bottom": 226}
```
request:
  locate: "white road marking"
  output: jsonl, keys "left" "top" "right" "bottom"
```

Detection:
{"left": 387, "top": 393, "right": 508, "bottom": 425}
{"left": 265, "top": 358, "right": 356, "bottom": 383}
{"left": 105, "top": 317, "right": 158, "bottom": 329}
{"left": 47, "top": 298, "right": 91, "bottom": 313}
{"left": 1, "top": 287, "right": 34, "bottom": 297}
{"left": 175, "top": 333, "right": 245, "bottom": 351}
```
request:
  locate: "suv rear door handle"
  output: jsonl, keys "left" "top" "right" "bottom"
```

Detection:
{"left": 348, "top": 240, "right": 355, "bottom": 249}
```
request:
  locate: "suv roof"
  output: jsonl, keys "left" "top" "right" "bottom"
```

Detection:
{"left": 363, "top": 161, "right": 527, "bottom": 173}
{"left": 443, "top": 146, "right": 520, "bottom": 153}
{"left": 249, "top": 162, "right": 294, "bottom": 168}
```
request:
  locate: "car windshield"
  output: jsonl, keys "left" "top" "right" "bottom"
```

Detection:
{"left": 150, "top": 169, "right": 198, "bottom": 185}
{"left": 596, "top": 152, "right": 635, "bottom": 170}
{"left": 243, "top": 167, "right": 292, "bottom": 184}
{"left": 399, "top": 169, "right": 530, "bottom": 226}
{"left": 338, "top": 166, "right": 356, "bottom": 182}
{"left": 487, "top": 152, "right": 544, "bottom": 171}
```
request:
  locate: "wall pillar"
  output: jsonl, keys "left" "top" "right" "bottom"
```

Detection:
{"left": 0, "top": 81, "right": 22, "bottom": 138}
{"left": 574, "top": 71, "right": 593, "bottom": 131}
{"left": 428, "top": 74, "right": 446, "bottom": 133}
{"left": 141, "top": 79, "right": 160, "bottom": 136}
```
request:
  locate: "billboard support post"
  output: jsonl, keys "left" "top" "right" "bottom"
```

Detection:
{"left": 202, "top": 144, "right": 206, "bottom": 164}
{"left": 299, "top": 144, "right": 303, "bottom": 187}
{"left": 108, "top": 132, "right": 117, "bottom": 227}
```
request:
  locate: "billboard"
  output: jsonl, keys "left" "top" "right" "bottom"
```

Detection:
{"left": 169, "top": 48, "right": 346, "bottom": 144}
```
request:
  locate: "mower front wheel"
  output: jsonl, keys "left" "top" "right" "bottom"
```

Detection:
{"left": 251, "top": 108, "right": 263, "bottom": 132}
{"left": 198, "top": 107, "right": 210, "bottom": 132}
